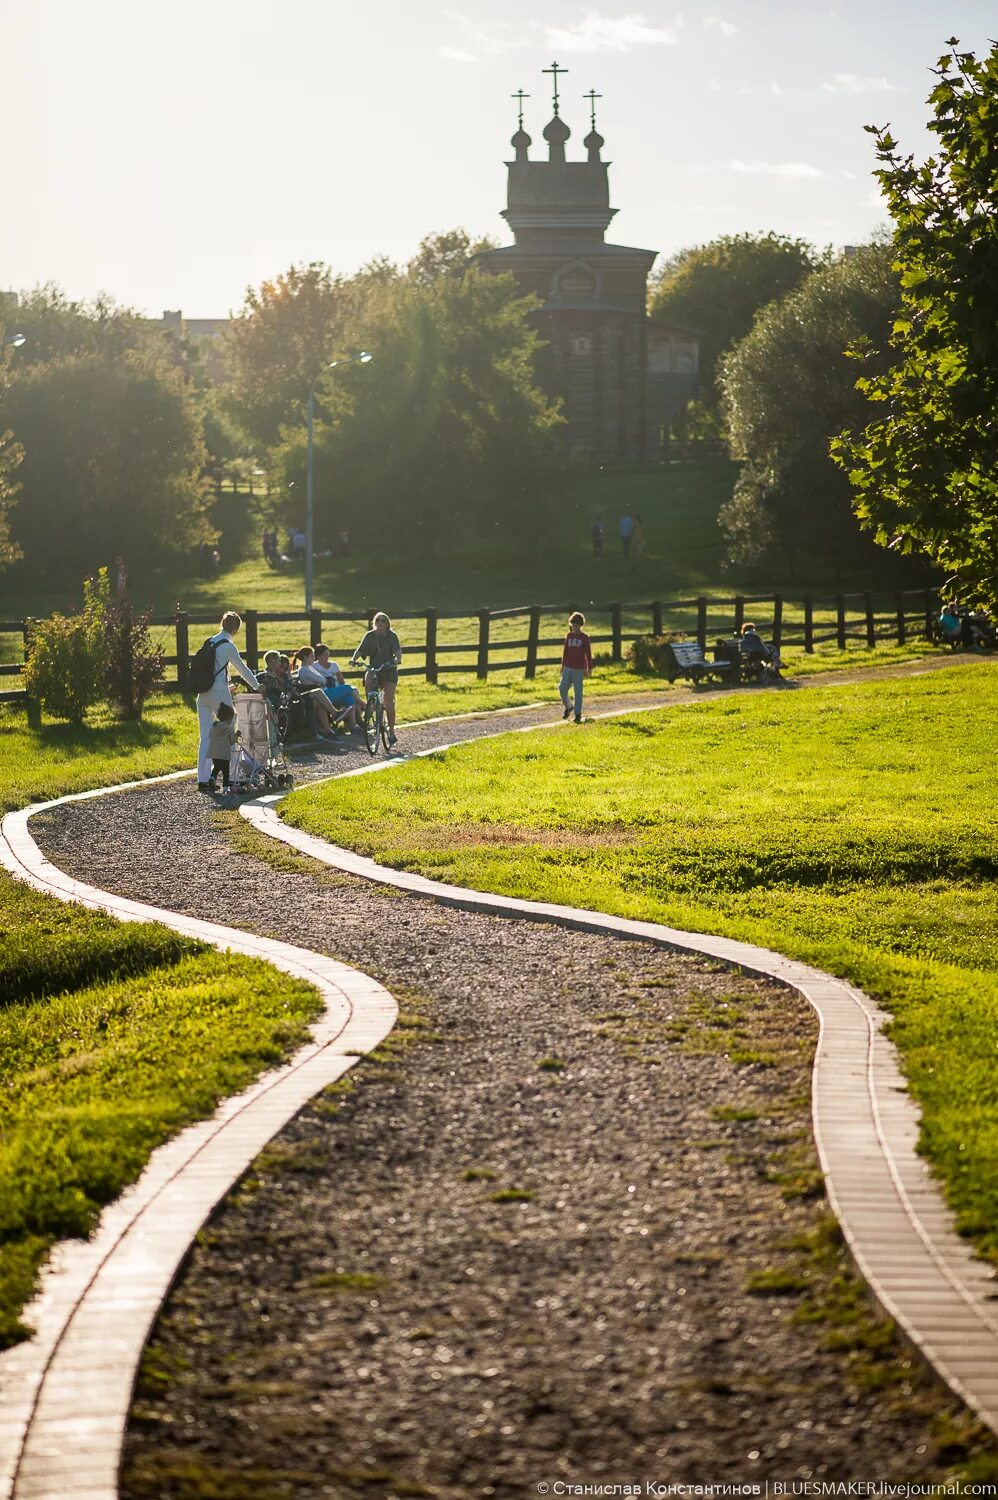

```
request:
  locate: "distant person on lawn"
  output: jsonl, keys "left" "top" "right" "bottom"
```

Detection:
{"left": 592, "top": 517, "right": 605, "bottom": 557}
{"left": 351, "top": 613, "right": 402, "bottom": 747}
{"left": 619, "top": 514, "right": 634, "bottom": 556}
{"left": 560, "top": 611, "right": 592, "bottom": 723}
{"left": 196, "top": 611, "right": 259, "bottom": 791}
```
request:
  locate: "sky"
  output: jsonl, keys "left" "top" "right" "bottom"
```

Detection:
{"left": 1, "top": 0, "right": 994, "bottom": 317}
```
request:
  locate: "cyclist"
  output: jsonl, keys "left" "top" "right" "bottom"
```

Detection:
{"left": 350, "top": 612, "right": 402, "bottom": 746}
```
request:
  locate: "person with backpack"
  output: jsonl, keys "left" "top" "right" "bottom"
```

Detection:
{"left": 192, "top": 611, "right": 260, "bottom": 790}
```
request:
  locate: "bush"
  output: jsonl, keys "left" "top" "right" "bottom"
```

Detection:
{"left": 84, "top": 564, "right": 164, "bottom": 720}
{"left": 629, "top": 634, "right": 679, "bottom": 675}
{"left": 22, "top": 610, "right": 103, "bottom": 724}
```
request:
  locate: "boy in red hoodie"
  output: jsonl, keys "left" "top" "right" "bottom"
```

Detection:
{"left": 560, "top": 611, "right": 593, "bottom": 723}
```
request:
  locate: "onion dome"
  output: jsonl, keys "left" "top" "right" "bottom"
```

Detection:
{"left": 511, "top": 126, "right": 531, "bottom": 162}
{"left": 584, "top": 127, "right": 604, "bottom": 162}
{"left": 543, "top": 113, "right": 570, "bottom": 163}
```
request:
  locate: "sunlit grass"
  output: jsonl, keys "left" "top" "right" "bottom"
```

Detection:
{"left": 284, "top": 661, "right": 998, "bottom": 1261}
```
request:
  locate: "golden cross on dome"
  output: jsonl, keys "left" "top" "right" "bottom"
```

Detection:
{"left": 511, "top": 89, "right": 530, "bottom": 129}
{"left": 584, "top": 89, "right": 602, "bottom": 130}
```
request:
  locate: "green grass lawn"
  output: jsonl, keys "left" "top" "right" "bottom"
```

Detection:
{"left": 282, "top": 661, "right": 998, "bottom": 1263}
{"left": 0, "top": 702, "right": 319, "bottom": 1348}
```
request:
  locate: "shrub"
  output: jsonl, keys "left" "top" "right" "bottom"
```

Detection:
{"left": 629, "top": 634, "right": 679, "bottom": 675}
{"left": 22, "top": 610, "right": 104, "bottom": 724}
{"left": 84, "top": 564, "right": 164, "bottom": 720}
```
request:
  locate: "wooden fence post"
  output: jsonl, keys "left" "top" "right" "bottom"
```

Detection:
{"left": 651, "top": 600, "right": 663, "bottom": 638}
{"left": 309, "top": 608, "right": 322, "bottom": 645}
{"left": 176, "top": 612, "right": 189, "bottom": 691}
{"left": 425, "top": 609, "right": 438, "bottom": 684}
{"left": 477, "top": 609, "right": 490, "bottom": 679}
{"left": 804, "top": 595, "right": 814, "bottom": 654}
{"left": 245, "top": 609, "right": 259, "bottom": 671}
{"left": 525, "top": 606, "right": 541, "bottom": 679}
{"left": 611, "top": 603, "right": 622, "bottom": 661}
{"left": 864, "top": 591, "right": 876, "bottom": 648}
{"left": 772, "top": 594, "right": 783, "bottom": 655}
{"left": 696, "top": 597, "right": 707, "bottom": 650}
{"left": 895, "top": 592, "right": 906, "bottom": 646}
{"left": 836, "top": 595, "right": 846, "bottom": 650}
{"left": 734, "top": 595, "right": 745, "bottom": 634}
{"left": 924, "top": 588, "right": 935, "bottom": 639}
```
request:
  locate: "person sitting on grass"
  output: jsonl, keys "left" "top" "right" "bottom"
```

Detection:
{"left": 560, "top": 611, "right": 592, "bottom": 723}
{"left": 292, "top": 647, "right": 341, "bottom": 741}
{"left": 207, "top": 702, "right": 238, "bottom": 793}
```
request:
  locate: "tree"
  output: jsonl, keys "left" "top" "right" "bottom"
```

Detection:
{"left": 6, "top": 348, "right": 212, "bottom": 577}
{"left": 649, "top": 232, "right": 828, "bottom": 412}
{"left": 0, "top": 330, "right": 24, "bottom": 569}
{"left": 269, "top": 267, "right": 562, "bottom": 553}
{"left": 719, "top": 243, "right": 900, "bottom": 575}
{"left": 221, "top": 263, "right": 350, "bottom": 450}
{"left": 833, "top": 40, "right": 998, "bottom": 605}
{"left": 406, "top": 229, "right": 498, "bottom": 286}
{"left": 8, "top": 285, "right": 147, "bottom": 368}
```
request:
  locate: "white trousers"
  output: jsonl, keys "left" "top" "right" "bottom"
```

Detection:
{"left": 196, "top": 689, "right": 232, "bottom": 783}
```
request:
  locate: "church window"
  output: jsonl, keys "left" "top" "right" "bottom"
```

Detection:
{"left": 572, "top": 335, "right": 593, "bottom": 356}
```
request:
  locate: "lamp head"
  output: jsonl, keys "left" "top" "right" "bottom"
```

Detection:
{"left": 6, "top": 334, "right": 26, "bottom": 348}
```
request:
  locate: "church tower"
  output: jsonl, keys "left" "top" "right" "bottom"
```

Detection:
{"left": 476, "top": 68, "right": 687, "bottom": 461}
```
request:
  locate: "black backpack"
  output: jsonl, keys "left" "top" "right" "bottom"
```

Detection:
{"left": 188, "top": 636, "right": 224, "bottom": 693}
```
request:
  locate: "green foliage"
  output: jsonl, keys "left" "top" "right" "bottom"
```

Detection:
{"left": 24, "top": 567, "right": 165, "bottom": 723}
{"left": 3, "top": 285, "right": 148, "bottom": 369}
{"left": 0, "top": 330, "right": 24, "bottom": 570}
{"left": 221, "top": 262, "right": 354, "bottom": 451}
{"left": 405, "top": 228, "right": 499, "bottom": 285}
{"left": 649, "top": 232, "right": 827, "bottom": 407}
{"left": 719, "top": 244, "right": 901, "bottom": 575}
{"left": 84, "top": 565, "right": 165, "bottom": 720}
{"left": 22, "top": 607, "right": 104, "bottom": 724}
{"left": 271, "top": 267, "right": 562, "bottom": 553}
{"left": 285, "top": 664, "right": 998, "bottom": 1262}
{"left": 834, "top": 41, "right": 998, "bottom": 607}
{"left": 628, "top": 634, "right": 677, "bottom": 674}
{"left": 5, "top": 347, "right": 211, "bottom": 576}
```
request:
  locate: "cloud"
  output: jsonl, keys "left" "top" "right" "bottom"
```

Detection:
{"left": 823, "top": 73, "right": 904, "bottom": 93}
{"left": 543, "top": 12, "right": 678, "bottom": 52}
{"left": 445, "top": 11, "right": 520, "bottom": 55}
{"left": 770, "top": 81, "right": 784, "bottom": 96}
{"left": 839, "top": 169, "right": 857, "bottom": 180}
{"left": 703, "top": 15, "right": 737, "bottom": 35}
{"left": 729, "top": 159, "right": 826, "bottom": 179}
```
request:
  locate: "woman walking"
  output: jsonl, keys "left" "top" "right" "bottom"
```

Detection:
{"left": 195, "top": 611, "right": 260, "bottom": 790}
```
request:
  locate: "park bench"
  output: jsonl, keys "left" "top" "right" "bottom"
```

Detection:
{"left": 663, "top": 640, "right": 734, "bottom": 686}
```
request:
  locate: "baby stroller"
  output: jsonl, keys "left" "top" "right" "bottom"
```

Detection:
{"left": 231, "top": 693, "right": 294, "bottom": 794}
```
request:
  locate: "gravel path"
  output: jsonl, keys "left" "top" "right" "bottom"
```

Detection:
{"left": 30, "top": 673, "right": 995, "bottom": 1496}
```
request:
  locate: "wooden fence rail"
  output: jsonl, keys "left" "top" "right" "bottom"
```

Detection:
{"left": 0, "top": 587, "right": 946, "bottom": 707}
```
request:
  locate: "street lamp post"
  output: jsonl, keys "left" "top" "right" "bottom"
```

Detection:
{"left": 305, "top": 351, "right": 372, "bottom": 614}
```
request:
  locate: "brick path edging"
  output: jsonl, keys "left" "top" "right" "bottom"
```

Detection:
{"left": 0, "top": 779, "right": 397, "bottom": 1500}
{"left": 242, "top": 743, "right": 998, "bottom": 1438}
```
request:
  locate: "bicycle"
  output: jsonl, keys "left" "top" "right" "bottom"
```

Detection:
{"left": 362, "top": 670, "right": 393, "bottom": 756}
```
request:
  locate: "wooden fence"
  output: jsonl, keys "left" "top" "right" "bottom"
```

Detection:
{"left": 0, "top": 587, "right": 944, "bottom": 710}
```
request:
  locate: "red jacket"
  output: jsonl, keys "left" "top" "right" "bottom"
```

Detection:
{"left": 562, "top": 630, "right": 592, "bottom": 671}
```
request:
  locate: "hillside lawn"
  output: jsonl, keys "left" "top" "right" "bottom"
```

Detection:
{"left": 282, "top": 661, "right": 998, "bottom": 1265}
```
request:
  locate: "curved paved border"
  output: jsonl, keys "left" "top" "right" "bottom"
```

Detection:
{"left": 0, "top": 777, "right": 397, "bottom": 1500}
{"left": 242, "top": 735, "right": 998, "bottom": 1437}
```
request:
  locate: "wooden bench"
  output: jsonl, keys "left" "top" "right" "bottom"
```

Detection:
{"left": 663, "top": 641, "right": 734, "bottom": 686}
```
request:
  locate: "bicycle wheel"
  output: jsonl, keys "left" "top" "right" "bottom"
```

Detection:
{"left": 363, "top": 696, "right": 380, "bottom": 756}
{"left": 380, "top": 709, "right": 392, "bottom": 752}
